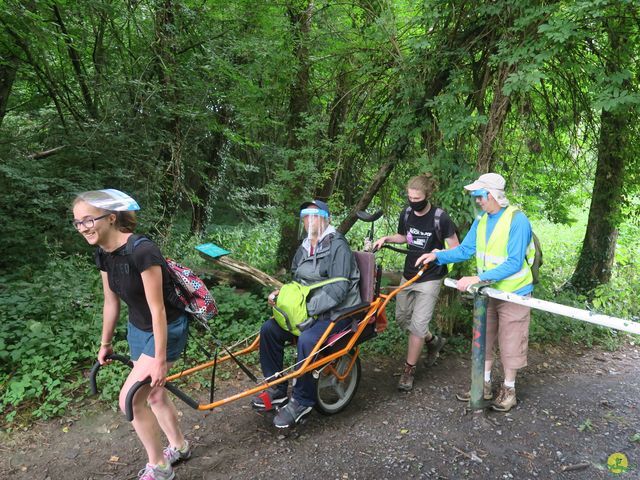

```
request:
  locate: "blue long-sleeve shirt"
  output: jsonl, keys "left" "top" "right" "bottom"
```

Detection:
{"left": 435, "top": 208, "right": 533, "bottom": 295}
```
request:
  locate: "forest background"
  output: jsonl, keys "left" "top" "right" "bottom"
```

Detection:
{"left": 1, "top": 0, "right": 639, "bottom": 428}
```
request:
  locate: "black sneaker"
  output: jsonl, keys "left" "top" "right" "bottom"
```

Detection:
{"left": 273, "top": 398, "right": 313, "bottom": 428}
{"left": 251, "top": 387, "right": 288, "bottom": 411}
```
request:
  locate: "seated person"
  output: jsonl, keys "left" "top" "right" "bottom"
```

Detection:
{"left": 252, "top": 199, "right": 361, "bottom": 428}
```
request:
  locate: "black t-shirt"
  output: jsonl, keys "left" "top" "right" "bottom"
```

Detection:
{"left": 95, "top": 238, "right": 184, "bottom": 331}
{"left": 397, "top": 206, "right": 457, "bottom": 282}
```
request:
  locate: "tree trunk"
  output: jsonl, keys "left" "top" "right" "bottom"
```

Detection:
{"left": 337, "top": 157, "right": 397, "bottom": 235}
{"left": 153, "top": 0, "right": 183, "bottom": 234}
{"left": 0, "top": 52, "right": 18, "bottom": 128}
{"left": 569, "top": 16, "right": 630, "bottom": 294}
{"left": 315, "top": 62, "right": 351, "bottom": 200}
{"left": 52, "top": 3, "right": 98, "bottom": 119}
{"left": 275, "top": 1, "right": 314, "bottom": 269}
{"left": 569, "top": 108, "right": 626, "bottom": 293}
{"left": 476, "top": 63, "right": 514, "bottom": 173}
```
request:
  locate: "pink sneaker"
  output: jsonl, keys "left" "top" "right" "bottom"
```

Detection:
{"left": 137, "top": 463, "right": 175, "bottom": 480}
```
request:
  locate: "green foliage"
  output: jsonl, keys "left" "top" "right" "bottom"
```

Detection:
{"left": 205, "top": 285, "right": 269, "bottom": 344}
{"left": 0, "top": 251, "right": 105, "bottom": 423}
{"left": 204, "top": 223, "right": 281, "bottom": 274}
{"left": 2, "top": 0, "right": 640, "bottom": 427}
{"left": 529, "top": 209, "right": 640, "bottom": 349}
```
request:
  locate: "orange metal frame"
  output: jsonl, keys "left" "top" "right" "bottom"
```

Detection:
{"left": 164, "top": 265, "right": 429, "bottom": 412}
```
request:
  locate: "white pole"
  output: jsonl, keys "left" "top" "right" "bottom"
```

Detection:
{"left": 443, "top": 278, "right": 640, "bottom": 335}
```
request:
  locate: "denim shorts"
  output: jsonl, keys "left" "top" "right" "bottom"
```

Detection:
{"left": 127, "top": 314, "right": 189, "bottom": 362}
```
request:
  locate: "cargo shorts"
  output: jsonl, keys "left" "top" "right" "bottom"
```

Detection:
{"left": 395, "top": 278, "right": 442, "bottom": 338}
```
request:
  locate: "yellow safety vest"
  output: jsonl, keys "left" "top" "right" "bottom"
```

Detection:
{"left": 476, "top": 206, "right": 534, "bottom": 293}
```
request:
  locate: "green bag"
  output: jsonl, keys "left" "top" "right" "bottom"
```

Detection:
{"left": 273, "top": 277, "right": 348, "bottom": 336}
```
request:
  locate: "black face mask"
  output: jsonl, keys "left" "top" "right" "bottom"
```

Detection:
{"left": 409, "top": 199, "right": 429, "bottom": 212}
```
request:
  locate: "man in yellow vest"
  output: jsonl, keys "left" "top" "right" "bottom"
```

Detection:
{"left": 415, "top": 173, "right": 534, "bottom": 412}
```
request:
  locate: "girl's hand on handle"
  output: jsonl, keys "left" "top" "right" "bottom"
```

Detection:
{"left": 147, "top": 358, "right": 168, "bottom": 388}
{"left": 98, "top": 345, "right": 113, "bottom": 365}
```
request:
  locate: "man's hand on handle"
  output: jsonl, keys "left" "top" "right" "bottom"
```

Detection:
{"left": 371, "top": 237, "right": 387, "bottom": 252}
{"left": 414, "top": 251, "right": 438, "bottom": 268}
{"left": 454, "top": 276, "right": 481, "bottom": 292}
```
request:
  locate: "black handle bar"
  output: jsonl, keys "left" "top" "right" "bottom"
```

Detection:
{"left": 89, "top": 354, "right": 133, "bottom": 395}
{"left": 356, "top": 209, "right": 383, "bottom": 223}
{"left": 379, "top": 244, "right": 411, "bottom": 255}
{"left": 90, "top": 353, "right": 200, "bottom": 421}
{"left": 125, "top": 378, "right": 200, "bottom": 421}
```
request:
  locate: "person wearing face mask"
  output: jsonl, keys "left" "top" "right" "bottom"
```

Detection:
{"left": 251, "top": 199, "right": 361, "bottom": 428}
{"left": 372, "top": 174, "right": 459, "bottom": 392}
{"left": 415, "top": 173, "right": 535, "bottom": 412}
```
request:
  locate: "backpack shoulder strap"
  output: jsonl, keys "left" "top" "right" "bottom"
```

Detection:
{"left": 123, "top": 234, "right": 150, "bottom": 255}
{"left": 308, "top": 277, "right": 349, "bottom": 291}
{"left": 403, "top": 206, "right": 412, "bottom": 230}
{"left": 433, "top": 207, "right": 444, "bottom": 244}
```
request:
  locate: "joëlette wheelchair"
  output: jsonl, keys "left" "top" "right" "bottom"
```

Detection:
{"left": 90, "top": 210, "right": 428, "bottom": 422}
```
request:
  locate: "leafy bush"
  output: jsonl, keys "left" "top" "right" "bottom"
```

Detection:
{"left": 0, "top": 251, "right": 105, "bottom": 424}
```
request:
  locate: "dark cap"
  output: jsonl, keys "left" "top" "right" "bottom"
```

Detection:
{"left": 299, "top": 199, "right": 330, "bottom": 216}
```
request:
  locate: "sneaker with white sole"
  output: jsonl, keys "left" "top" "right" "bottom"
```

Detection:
{"left": 455, "top": 381, "right": 493, "bottom": 402}
{"left": 491, "top": 385, "right": 517, "bottom": 412}
{"left": 164, "top": 439, "right": 192, "bottom": 465}
{"left": 424, "top": 335, "right": 447, "bottom": 367}
{"left": 273, "top": 397, "right": 312, "bottom": 428}
{"left": 137, "top": 463, "right": 175, "bottom": 480}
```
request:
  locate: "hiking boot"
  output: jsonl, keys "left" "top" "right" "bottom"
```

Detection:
{"left": 398, "top": 363, "right": 416, "bottom": 392}
{"left": 455, "top": 381, "right": 493, "bottom": 402}
{"left": 137, "top": 463, "right": 175, "bottom": 480}
{"left": 164, "top": 439, "right": 192, "bottom": 465}
{"left": 251, "top": 386, "right": 288, "bottom": 411}
{"left": 273, "top": 397, "right": 313, "bottom": 428}
{"left": 424, "top": 335, "right": 447, "bottom": 367}
{"left": 491, "top": 385, "right": 517, "bottom": 412}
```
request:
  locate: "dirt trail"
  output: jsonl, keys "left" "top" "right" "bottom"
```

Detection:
{"left": 2, "top": 345, "right": 639, "bottom": 480}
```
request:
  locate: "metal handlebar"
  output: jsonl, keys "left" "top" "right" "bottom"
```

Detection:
{"left": 444, "top": 278, "right": 493, "bottom": 294}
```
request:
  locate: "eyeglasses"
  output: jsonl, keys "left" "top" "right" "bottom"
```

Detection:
{"left": 72, "top": 213, "right": 110, "bottom": 230}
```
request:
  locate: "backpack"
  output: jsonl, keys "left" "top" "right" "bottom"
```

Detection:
{"left": 125, "top": 235, "right": 218, "bottom": 329}
{"left": 529, "top": 232, "right": 543, "bottom": 285}
{"left": 273, "top": 277, "right": 348, "bottom": 336}
{"left": 510, "top": 210, "right": 543, "bottom": 285}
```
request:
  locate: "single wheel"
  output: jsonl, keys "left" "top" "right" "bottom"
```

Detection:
{"left": 315, "top": 350, "right": 361, "bottom": 415}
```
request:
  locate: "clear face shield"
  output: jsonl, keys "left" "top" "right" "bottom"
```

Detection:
{"left": 469, "top": 188, "right": 489, "bottom": 219}
{"left": 298, "top": 208, "right": 329, "bottom": 242}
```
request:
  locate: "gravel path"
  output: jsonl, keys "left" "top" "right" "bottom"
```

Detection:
{"left": 2, "top": 344, "right": 639, "bottom": 479}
